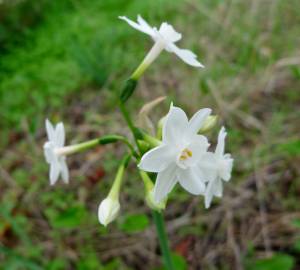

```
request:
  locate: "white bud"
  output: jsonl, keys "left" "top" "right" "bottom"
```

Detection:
{"left": 146, "top": 190, "right": 166, "bottom": 211}
{"left": 98, "top": 197, "right": 120, "bottom": 226}
{"left": 199, "top": 115, "right": 218, "bottom": 133}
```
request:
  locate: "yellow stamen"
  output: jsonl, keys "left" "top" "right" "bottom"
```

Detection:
{"left": 179, "top": 148, "right": 193, "bottom": 161}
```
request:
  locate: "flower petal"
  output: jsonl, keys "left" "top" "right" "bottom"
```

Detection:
{"left": 215, "top": 126, "right": 226, "bottom": 157}
{"left": 119, "top": 15, "right": 155, "bottom": 37}
{"left": 55, "top": 122, "right": 65, "bottom": 147}
{"left": 43, "top": 142, "right": 55, "bottom": 164}
{"left": 137, "top": 15, "right": 156, "bottom": 37}
{"left": 205, "top": 178, "right": 216, "bottom": 209}
{"left": 177, "top": 167, "right": 206, "bottom": 195}
{"left": 220, "top": 156, "right": 233, "bottom": 182}
{"left": 167, "top": 43, "right": 204, "bottom": 68}
{"left": 60, "top": 158, "right": 69, "bottom": 184}
{"left": 49, "top": 162, "right": 60, "bottom": 186}
{"left": 45, "top": 119, "right": 55, "bottom": 142}
{"left": 98, "top": 197, "right": 120, "bottom": 226}
{"left": 163, "top": 105, "right": 188, "bottom": 144}
{"left": 158, "top": 22, "right": 182, "bottom": 43}
{"left": 197, "top": 152, "right": 218, "bottom": 183}
{"left": 214, "top": 177, "right": 223, "bottom": 197}
{"left": 153, "top": 163, "right": 178, "bottom": 203}
{"left": 138, "top": 144, "right": 176, "bottom": 172}
{"left": 186, "top": 108, "right": 211, "bottom": 138}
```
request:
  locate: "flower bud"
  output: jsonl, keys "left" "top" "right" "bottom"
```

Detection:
{"left": 98, "top": 154, "right": 130, "bottom": 226}
{"left": 139, "top": 171, "right": 166, "bottom": 211}
{"left": 145, "top": 190, "right": 166, "bottom": 211}
{"left": 98, "top": 197, "right": 120, "bottom": 226}
{"left": 156, "top": 115, "right": 167, "bottom": 140}
{"left": 199, "top": 115, "right": 218, "bottom": 133}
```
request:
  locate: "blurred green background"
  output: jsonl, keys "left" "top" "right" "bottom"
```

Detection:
{"left": 0, "top": 0, "right": 300, "bottom": 269}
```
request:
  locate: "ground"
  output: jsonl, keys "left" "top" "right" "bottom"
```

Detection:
{"left": 0, "top": 0, "right": 300, "bottom": 269}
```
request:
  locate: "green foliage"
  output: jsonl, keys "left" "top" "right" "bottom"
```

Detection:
{"left": 119, "top": 213, "right": 150, "bottom": 233}
{"left": 277, "top": 140, "right": 300, "bottom": 157}
{"left": 45, "top": 204, "right": 87, "bottom": 229}
{"left": 247, "top": 254, "right": 295, "bottom": 270}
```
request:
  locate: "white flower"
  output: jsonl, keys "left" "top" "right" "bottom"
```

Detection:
{"left": 203, "top": 127, "right": 233, "bottom": 208}
{"left": 43, "top": 119, "right": 69, "bottom": 185}
{"left": 98, "top": 197, "right": 120, "bottom": 226}
{"left": 138, "top": 104, "right": 211, "bottom": 203}
{"left": 119, "top": 15, "right": 204, "bottom": 73}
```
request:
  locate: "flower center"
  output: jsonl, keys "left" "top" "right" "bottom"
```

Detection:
{"left": 177, "top": 148, "right": 193, "bottom": 169}
{"left": 179, "top": 148, "right": 193, "bottom": 161}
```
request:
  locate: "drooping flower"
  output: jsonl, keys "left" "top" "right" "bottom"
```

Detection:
{"left": 119, "top": 15, "right": 204, "bottom": 79}
{"left": 203, "top": 127, "right": 233, "bottom": 208}
{"left": 98, "top": 197, "right": 120, "bottom": 226}
{"left": 44, "top": 119, "right": 69, "bottom": 185}
{"left": 138, "top": 104, "right": 211, "bottom": 203}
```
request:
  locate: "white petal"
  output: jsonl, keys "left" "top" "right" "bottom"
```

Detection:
{"left": 215, "top": 126, "right": 226, "bottom": 157}
{"left": 55, "top": 122, "right": 65, "bottom": 147}
{"left": 187, "top": 135, "right": 210, "bottom": 160}
{"left": 43, "top": 142, "right": 55, "bottom": 164}
{"left": 60, "top": 158, "right": 69, "bottom": 184}
{"left": 137, "top": 15, "right": 156, "bottom": 37}
{"left": 205, "top": 178, "right": 215, "bottom": 209}
{"left": 158, "top": 22, "right": 182, "bottom": 43}
{"left": 153, "top": 164, "right": 178, "bottom": 203}
{"left": 138, "top": 144, "right": 176, "bottom": 173}
{"left": 177, "top": 167, "right": 206, "bottom": 195}
{"left": 119, "top": 15, "right": 155, "bottom": 37}
{"left": 214, "top": 178, "right": 223, "bottom": 197}
{"left": 98, "top": 197, "right": 120, "bottom": 226}
{"left": 197, "top": 153, "right": 218, "bottom": 183}
{"left": 49, "top": 162, "right": 60, "bottom": 185}
{"left": 163, "top": 105, "right": 188, "bottom": 144}
{"left": 45, "top": 119, "right": 55, "bottom": 142}
{"left": 220, "top": 156, "right": 233, "bottom": 182}
{"left": 186, "top": 108, "right": 211, "bottom": 138}
{"left": 167, "top": 43, "right": 204, "bottom": 68}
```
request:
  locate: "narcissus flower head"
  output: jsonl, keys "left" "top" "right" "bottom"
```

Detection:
{"left": 138, "top": 104, "right": 211, "bottom": 203}
{"left": 119, "top": 15, "right": 204, "bottom": 79}
{"left": 204, "top": 127, "right": 233, "bottom": 208}
{"left": 44, "top": 119, "right": 69, "bottom": 185}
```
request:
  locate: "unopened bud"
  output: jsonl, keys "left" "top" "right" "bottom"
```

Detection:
{"left": 199, "top": 115, "right": 218, "bottom": 133}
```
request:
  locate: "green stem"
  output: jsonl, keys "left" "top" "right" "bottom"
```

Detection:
{"left": 119, "top": 102, "right": 143, "bottom": 154}
{"left": 152, "top": 211, "right": 175, "bottom": 270}
{"left": 99, "top": 134, "right": 139, "bottom": 159}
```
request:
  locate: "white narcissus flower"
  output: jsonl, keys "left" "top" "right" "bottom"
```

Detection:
{"left": 138, "top": 104, "right": 211, "bottom": 203}
{"left": 204, "top": 127, "right": 234, "bottom": 209}
{"left": 44, "top": 119, "right": 69, "bottom": 185}
{"left": 119, "top": 15, "right": 204, "bottom": 78}
{"left": 98, "top": 197, "right": 120, "bottom": 227}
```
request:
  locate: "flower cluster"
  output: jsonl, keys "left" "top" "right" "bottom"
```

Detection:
{"left": 139, "top": 104, "right": 233, "bottom": 208}
{"left": 43, "top": 15, "right": 234, "bottom": 228}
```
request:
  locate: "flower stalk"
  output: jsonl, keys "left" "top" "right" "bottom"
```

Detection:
{"left": 152, "top": 210, "right": 175, "bottom": 270}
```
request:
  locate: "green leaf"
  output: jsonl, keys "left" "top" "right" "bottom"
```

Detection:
{"left": 119, "top": 214, "right": 150, "bottom": 233}
{"left": 292, "top": 240, "right": 300, "bottom": 253}
{"left": 250, "top": 254, "right": 295, "bottom": 270}
{"left": 171, "top": 253, "right": 187, "bottom": 270}
{"left": 291, "top": 218, "right": 300, "bottom": 228}
{"left": 45, "top": 205, "right": 87, "bottom": 229}
{"left": 277, "top": 140, "right": 300, "bottom": 157}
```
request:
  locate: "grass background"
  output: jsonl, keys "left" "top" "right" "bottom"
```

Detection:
{"left": 0, "top": 0, "right": 300, "bottom": 269}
